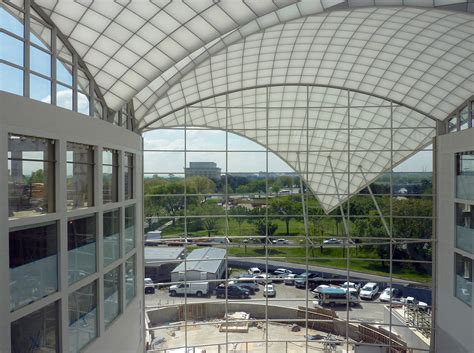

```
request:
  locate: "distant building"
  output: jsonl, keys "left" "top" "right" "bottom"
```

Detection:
{"left": 171, "top": 247, "right": 226, "bottom": 289}
{"left": 185, "top": 162, "right": 221, "bottom": 179}
{"left": 145, "top": 247, "right": 185, "bottom": 283}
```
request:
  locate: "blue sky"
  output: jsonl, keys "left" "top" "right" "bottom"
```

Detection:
{"left": 143, "top": 129, "right": 433, "bottom": 175}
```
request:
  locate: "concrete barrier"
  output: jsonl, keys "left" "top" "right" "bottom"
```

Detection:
{"left": 146, "top": 301, "right": 361, "bottom": 343}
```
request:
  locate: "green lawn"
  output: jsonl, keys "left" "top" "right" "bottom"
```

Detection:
{"left": 226, "top": 245, "right": 431, "bottom": 283}
{"left": 156, "top": 214, "right": 431, "bottom": 284}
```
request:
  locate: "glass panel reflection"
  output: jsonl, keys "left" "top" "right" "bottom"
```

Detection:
{"left": 67, "top": 142, "right": 94, "bottom": 210}
{"left": 125, "top": 255, "right": 136, "bottom": 304}
{"left": 104, "top": 266, "right": 121, "bottom": 327}
{"left": 8, "top": 134, "right": 55, "bottom": 218}
{"left": 69, "top": 281, "right": 97, "bottom": 353}
{"left": 9, "top": 223, "right": 58, "bottom": 311}
{"left": 104, "top": 209, "right": 120, "bottom": 266}
{"left": 455, "top": 254, "right": 472, "bottom": 306}
{"left": 68, "top": 215, "right": 96, "bottom": 285}
{"left": 125, "top": 205, "right": 136, "bottom": 254}
{"left": 457, "top": 151, "right": 474, "bottom": 201}
{"left": 11, "top": 301, "right": 59, "bottom": 353}
{"left": 103, "top": 149, "right": 118, "bottom": 203}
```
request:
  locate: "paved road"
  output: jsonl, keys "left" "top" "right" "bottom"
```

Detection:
{"left": 228, "top": 257, "right": 429, "bottom": 286}
{"left": 145, "top": 281, "right": 388, "bottom": 324}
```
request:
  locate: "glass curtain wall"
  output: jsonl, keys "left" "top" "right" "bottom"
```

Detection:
{"left": 143, "top": 87, "right": 436, "bottom": 352}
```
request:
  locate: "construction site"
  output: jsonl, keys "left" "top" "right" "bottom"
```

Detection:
{"left": 146, "top": 303, "right": 412, "bottom": 353}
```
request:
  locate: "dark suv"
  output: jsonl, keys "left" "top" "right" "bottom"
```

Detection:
{"left": 294, "top": 272, "right": 324, "bottom": 289}
{"left": 215, "top": 284, "right": 250, "bottom": 299}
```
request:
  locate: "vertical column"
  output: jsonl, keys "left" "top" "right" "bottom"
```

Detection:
{"left": 389, "top": 101, "right": 394, "bottom": 350}
{"left": 23, "top": 0, "right": 31, "bottom": 98}
{"left": 57, "top": 139, "right": 69, "bottom": 353}
{"left": 96, "top": 146, "right": 104, "bottom": 339}
{"left": 51, "top": 26, "right": 57, "bottom": 107}
{"left": 0, "top": 123, "right": 12, "bottom": 353}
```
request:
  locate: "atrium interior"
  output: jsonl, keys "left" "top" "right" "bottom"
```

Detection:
{"left": 0, "top": 1, "right": 473, "bottom": 353}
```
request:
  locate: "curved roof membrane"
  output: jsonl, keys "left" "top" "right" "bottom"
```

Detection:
{"left": 139, "top": 7, "right": 473, "bottom": 129}
{"left": 26, "top": 0, "right": 473, "bottom": 212}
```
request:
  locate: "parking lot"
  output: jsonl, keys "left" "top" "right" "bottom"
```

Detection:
{"left": 145, "top": 280, "right": 391, "bottom": 324}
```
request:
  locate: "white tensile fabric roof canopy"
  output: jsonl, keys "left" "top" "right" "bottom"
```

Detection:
{"left": 31, "top": 0, "right": 473, "bottom": 212}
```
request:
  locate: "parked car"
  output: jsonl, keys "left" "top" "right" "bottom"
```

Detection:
{"left": 295, "top": 272, "right": 324, "bottom": 289}
{"left": 248, "top": 267, "right": 262, "bottom": 275}
{"left": 379, "top": 288, "right": 402, "bottom": 302}
{"left": 169, "top": 282, "right": 209, "bottom": 297}
{"left": 254, "top": 273, "right": 272, "bottom": 284}
{"left": 272, "top": 238, "right": 289, "bottom": 245}
{"left": 144, "top": 278, "right": 155, "bottom": 294}
{"left": 263, "top": 284, "right": 276, "bottom": 297}
{"left": 359, "top": 282, "right": 379, "bottom": 300}
{"left": 284, "top": 273, "right": 297, "bottom": 285}
{"left": 229, "top": 280, "right": 259, "bottom": 294}
{"left": 402, "top": 296, "right": 429, "bottom": 311}
{"left": 341, "top": 281, "right": 361, "bottom": 295}
{"left": 313, "top": 287, "right": 358, "bottom": 307}
{"left": 272, "top": 268, "right": 293, "bottom": 282}
{"left": 323, "top": 238, "right": 342, "bottom": 245}
{"left": 215, "top": 284, "right": 250, "bottom": 299}
{"left": 273, "top": 268, "right": 292, "bottom": 276}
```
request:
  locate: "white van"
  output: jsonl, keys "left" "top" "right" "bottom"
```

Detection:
{"left": 169, "top": 282, "right": 209, "bottom": 297}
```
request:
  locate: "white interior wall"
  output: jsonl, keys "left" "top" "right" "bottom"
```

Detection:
{"left": 0, "top": 91, "right": 144, "bottom": 353}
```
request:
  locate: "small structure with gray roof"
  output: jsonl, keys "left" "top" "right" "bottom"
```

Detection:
{"left": 171, "top": 247, "right": 226, "bottom": 289}
{"left": 145, "top": 247, "right": 185, "bottom": 283}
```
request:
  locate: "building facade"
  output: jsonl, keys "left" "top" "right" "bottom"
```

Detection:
{"left": 145, "top": 247, "right": 185, "bottom": 283}
{"left": 171, "top": 247, "right": 226, "bottom": 289}
{"left": 435, "top": 103, "right": 474, "bottom": 353}
{"left": 185, "top": 162, "right": 221, "bottom": 180}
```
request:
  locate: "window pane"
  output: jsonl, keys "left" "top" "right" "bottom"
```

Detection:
{"left": 103, "top": 149, "right": 118, "bottom": 204}
{"left": 30, "top": 45, "right": 51, "bottom": 77}
{"left": 9, "top": 223, "right": 58, "bottom": 311}
{"left": 125, "top": 255, "right": 136, "bottom": 304}
{"left": 460, "top": 105, "right": 469, "bottom": 131}
{"left": 78, "top": 91, "right": 90, "bottom": 115}
{"left": 11, "top": 302, "right": 59, "bottom": 353}
{"left": 30, "top": 74, "right": 51, "bottom": 103}
{"left": 448, "top": 115, "right": 458, "bottom": 132}
{"left": 455, "top": 254, "right": 472, "bottom": 306}
{"left": 0, "top": 6, "right": 24, "bottom": 37}
{"left": 69, "top": 281, "right": 97, "bottom": 353}
{"left": 0, "top": 32, "right": 23, "bottom": 66}
{"left": 77, "top": 68, "right": 89, "bottom": 93}
{"left": 67, "top": 143, "right": 94, "bottom": 210}
{"left": 30, "top": 15, "right": 51, "bottom": 50}
{"left": 56, "top": 59, "right": 72, "bottom": 85}
{"left": 68, "top": 215, "right": 96, "bottom": 284}
{"left": 457, "top": 152, "right": 474, "bottom": 201}
{"left": 124, "top": 153, "right": 134, "bottom": 200}
{"left": 456, "top": 203, "right": 474, "bottom": 254}
{"left": 104, "top": 266, "right": 121, "bottom": 327}
{"left": 8, "top": 134, "right": 55, "bottom": 218}
{"left": 0, "top": 63, "right": 23, "bottom": 95}
{"left": 57, "top": 84, "right": 72, "bottom": 110}
{"left": 125, "top": 205, "right": 136, "bottom": 253}
{"left": 104, "top": 209, "right": 120, "bottom": 266}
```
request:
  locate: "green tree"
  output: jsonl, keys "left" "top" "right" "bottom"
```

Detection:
{"left": 229, "top": 206, "right": 248, "bottom": 236}
{"left": 254, "top": 219, "right": 278, "bottom": 239}
{"left": 29, "top": 169, "right": 44, "bottom": 183}
{"left": 270, "top": 197, "right": 301, "bottom": 235}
